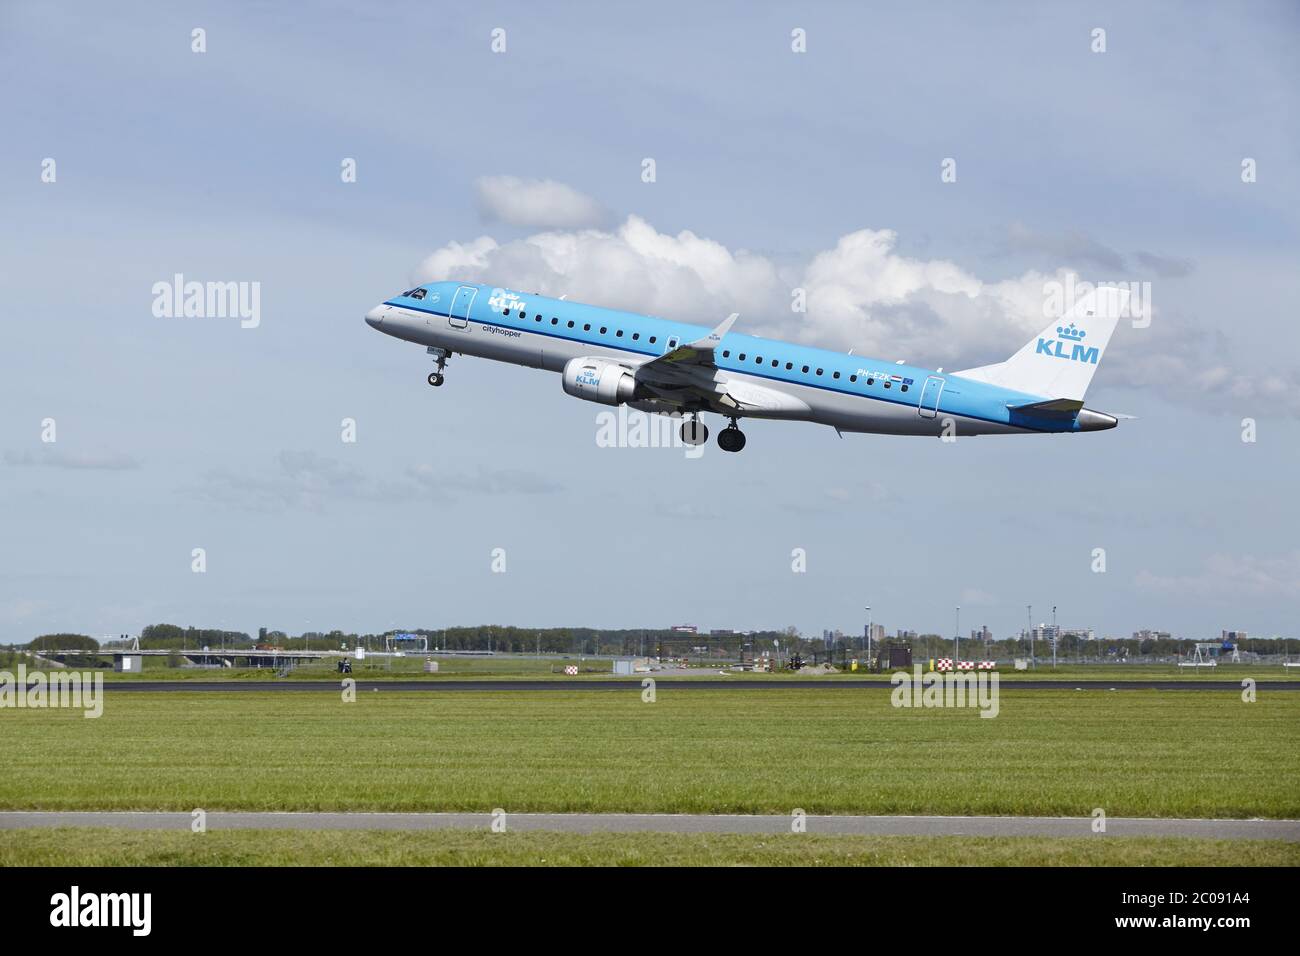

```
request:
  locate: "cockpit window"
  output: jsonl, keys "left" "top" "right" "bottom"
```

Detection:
{"left": 409, "top": 288, "right": 427, "bottom": 300}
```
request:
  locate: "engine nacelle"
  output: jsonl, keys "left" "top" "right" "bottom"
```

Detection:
{"left": 562, "top": 357, "right": 637, "bottom": 406}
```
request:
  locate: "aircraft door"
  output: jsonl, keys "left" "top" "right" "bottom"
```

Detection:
{"left": 918, "top": 375, "right": 944, "bottom": 418}
{"left": 448, "top": 286, "right": 476, "bottom": 329}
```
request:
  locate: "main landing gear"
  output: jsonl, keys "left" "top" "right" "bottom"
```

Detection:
{"left": 426, "top": 346, "right": 449, "bottom": 387}
{"left": 680, "top": 413, "right": 709, "bottom": 446}
{"left": 679, "top": 414, "right": 748, "bottom": 452}
{"left": 717, "top": 418, "right": 747, "bottom": 453}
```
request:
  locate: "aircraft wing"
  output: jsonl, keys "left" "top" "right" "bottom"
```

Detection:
{"left": 636, "top": 313, "right": 738, "bottom": 374}
{"left": 628, "top": 313, "right": 808, "bottom": 417}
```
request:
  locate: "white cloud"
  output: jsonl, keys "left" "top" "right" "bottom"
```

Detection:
{"left": 474, "top": 175, "right": 609, "bottom": 230}
{"left": 194, "top": 452, "right": 559, "bottom": 512}
{"left": 1136, "top": 552, "right": 1300, "bottom": 599}
{"left": 4, "top": 448, "right": 141, "bottom": 470}
{"left": 414, "top": 214, "right": 1299, "bottom": 414}
{"left": 959, "top": 588, "right": 999, "bottom": 606}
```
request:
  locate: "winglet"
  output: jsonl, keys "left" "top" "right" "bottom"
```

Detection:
{"left": 687, "top": 312, "right": 738, "bottom": 350}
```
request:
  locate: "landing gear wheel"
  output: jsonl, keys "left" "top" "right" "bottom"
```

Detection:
{"left": 718, "top": 427, "right": 746, "bottom": 453}
{"left": 680, "top": 418, "right": 709, "bottom": 446}
{"left": 427, "top": 372, "right": 444, "bottom": 387}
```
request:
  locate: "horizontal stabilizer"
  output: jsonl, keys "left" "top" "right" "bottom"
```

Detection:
{"left": 1007, "top": 398, "right": 1084, "bottom": 418}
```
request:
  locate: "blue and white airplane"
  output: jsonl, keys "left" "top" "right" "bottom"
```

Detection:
{"left": 364, "top": 282, "right": 1125, "bottom": 452}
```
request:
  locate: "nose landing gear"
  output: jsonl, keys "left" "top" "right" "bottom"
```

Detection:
{"left": 426, "top": 346, "right": 449, "bottom": 387}
{"left": 717, "top": 418, "right": 747, "bottom": 453}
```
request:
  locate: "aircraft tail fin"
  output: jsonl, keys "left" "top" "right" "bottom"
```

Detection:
{"left": 953, "top": 286, "right": 1129, "bottom": 401}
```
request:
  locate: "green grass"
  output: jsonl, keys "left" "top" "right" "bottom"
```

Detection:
{"left": 2, "top": 689, "right": 1297, "bottom": 817}
{"left": 2, "top": 828, "right": 1294, "bottom": 866}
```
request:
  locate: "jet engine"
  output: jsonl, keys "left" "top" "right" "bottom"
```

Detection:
{"left": 562, "top": 357, "right": 637, "bottom": 406}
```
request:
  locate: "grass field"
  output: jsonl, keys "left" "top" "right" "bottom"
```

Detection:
{"left": 2, "top": 689, "right": 1297, "bottom": 818}
{"left": 2, "top": 828, "right": 1294, "bottom": 866}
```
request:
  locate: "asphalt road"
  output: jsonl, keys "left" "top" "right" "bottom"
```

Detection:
{"left": 85, "top": 679, "right": 1297, "bottom": 692}
{"left": 1, "top": 811, "right": 1295, "bottom": 839}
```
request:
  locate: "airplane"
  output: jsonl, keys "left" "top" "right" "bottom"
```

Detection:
{"left": 364, "top": 281, "right": 1127, "bottom": 452}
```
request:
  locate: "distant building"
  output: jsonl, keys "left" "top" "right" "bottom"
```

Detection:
{"left": 970, "top": 626, "right": 992, "bottom": 643}
{"left": 1133, "top": 629, "right": 1172, "bottom": 642}
{"left": 895, "top": 629, "right": 918, "bottom": 641}
{"left": 1221, "top": 630, "right": 1247, "bottom": 644}
{"left": 867, "top": 623, "right": 886, "bottom": 644}
{"left": 671, "top": 624, "right": 698, "bottom": 634}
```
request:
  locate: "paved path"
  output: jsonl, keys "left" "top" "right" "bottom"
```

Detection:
{"left": 87, "top": 679, "right": 1296, "bottom": 692}
{"left": 1, "top": 812, "right": 1295, "bottom": 839}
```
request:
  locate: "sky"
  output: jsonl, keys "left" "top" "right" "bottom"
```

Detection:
{"left": 1, "top": 1, "right": 1298, "bottom": 643}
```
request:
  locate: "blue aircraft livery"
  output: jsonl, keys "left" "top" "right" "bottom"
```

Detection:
{"left": 365, "top": 281, "right": 1126, "bottom": 452}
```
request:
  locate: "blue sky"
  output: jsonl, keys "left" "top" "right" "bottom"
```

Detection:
{"left": 2, "top": 1, "right": 1297, "bottom": 643}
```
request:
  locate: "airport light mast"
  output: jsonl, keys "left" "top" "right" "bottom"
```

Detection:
{"left": 1027, "top": 604, "right": 1034, "bottom": 669}
{"left": 865, "top": 605, "right": 872, "bottom": 664}
{"left": 955, "top": 605, "right": 960, "bottom": 662}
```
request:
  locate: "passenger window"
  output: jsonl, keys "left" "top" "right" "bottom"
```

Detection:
{"left": 551, "top": 318, "right": 558, "bottom": 325}
{"left": 584, "top": 324, "right": 591, "bottom": 331}
{"left": 616, "top": 330, "right": 623, "bottom": 337}
{"left": 850, "top": 375, "right": 857, "bottom": 383}
{"left": 599, "top": 327, "right": 607, "bottom": 334}
{"left": 785, "top": 362, "right": 792, "bottom": 370}
{"left": 739, "top": 353, "right": 746, "bottom": 361}
{"left": 520, "top": 311, "right": 528, "bottom": 318}
{"left": 649, "top": 336, "right": 657, "bottom": 344}
{"left": 833, "top": 371, "right": 840, "bottom": 379}
{"left": 503, "top": 308, "right": 511, "bottom": 316}
{"left": 901, "top": 384, "right": 909, "bottom": 392}
{"left": 567, "top": 320, "right": 574, "bottom": 328}
{"left": 816, "top": 368, "right": 823, "bottom": 376}
{"left": 884, "top": 381, "right": 891, "bottom": 388}
{"left": 722, "top": 350, "right": 730, "bottom": 358}
{"left": 632, "top": 333, "right": 639, "bottom": 340}
{"left": 802, "top": 365, "right": 809, "bottom": 373}
{"left": 771, "top": 359, "right": 778, "bottom": 367}
{"left": 867, "top": 377, "right": 875, "bottom": 385}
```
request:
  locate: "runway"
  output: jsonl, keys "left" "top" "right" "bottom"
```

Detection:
{"left": 2, "top": 811, "right": 1295, "bottom": 840}
{"left": 88, "top": 679, "right": 1298, "bottom": 692}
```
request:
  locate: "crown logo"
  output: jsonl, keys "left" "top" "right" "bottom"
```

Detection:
{"left": 1056, "top": 323, "right": 1086, "bottom": 341}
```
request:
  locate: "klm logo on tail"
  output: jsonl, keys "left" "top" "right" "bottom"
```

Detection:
{"left": 1036, "top": 323, "right": 1099, "bottom": 364}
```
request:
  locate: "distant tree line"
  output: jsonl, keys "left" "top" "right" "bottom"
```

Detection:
{"left": 14, "top": 625, "right": 1300, "bottom": 662}
{"left": 139, "top": 624, "right": 251, "bottom": 650}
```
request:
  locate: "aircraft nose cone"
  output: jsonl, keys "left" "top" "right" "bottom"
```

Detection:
{"left": 364, "top": 305, "right": 385, "bottom": 329}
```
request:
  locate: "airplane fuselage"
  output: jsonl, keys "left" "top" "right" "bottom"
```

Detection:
{"left": 365, "top": 281, "right": 1117, "bottom": 440}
